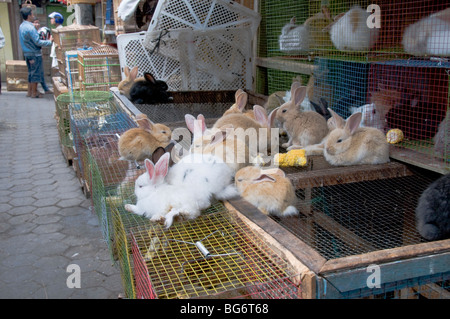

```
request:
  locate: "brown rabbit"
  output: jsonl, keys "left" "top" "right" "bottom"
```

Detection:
{"left": 235, "top": 166, "right": 298, "bottom": 217}
{"left": 213, "top": 105, "right": 278, "bottom": 155}
{"left": 117, "top": 66, "right": 145, "bottom": 99}
{"left": 118, "top": 113, "right": 172, "bottom": 165}
{"left": 276, "top": 82, "right": 328, "bottom": 150}
{"left": 222, "top": 89, "right": 255, "bottom": 119}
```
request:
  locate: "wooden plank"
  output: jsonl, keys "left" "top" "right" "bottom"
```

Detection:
{"left": 389, "top": 146, "right": 449, "bottom": 175}
{"left": 225, "top": 197, "right": 327, "bottom": 274}
{"left": 319, "top": 239, "right": 450, "bottom": 275}
{"left": 255, "top": 57, "right": 317, "bottom": 75}
{"left": 412, "top": 282, "right": 450, "bottom": 299}
{"left": 319, "top": 251, "right": 450, "bottom": 295}
{"left": 288, "top": 161, "right": 414, "bottom": 189}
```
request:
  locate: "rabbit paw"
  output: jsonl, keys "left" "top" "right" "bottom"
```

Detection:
{"left": 150, "top": 214, "right": 166, "bottom": 224}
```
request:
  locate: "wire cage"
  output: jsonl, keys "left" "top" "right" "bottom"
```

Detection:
{"left": 77, "top": 45, "right": 122, "bottom": 92}
{"left": 52, "top": 24, "right": 101, "bottom": 79}
{"left": 262, "top": 160, "right": 450, "bottom": 299}
{"left": 63, "top": 91, "right": 136, "bottom": 193}
{"left": 256, "top": 0, "right": 450, "bottom": 173}
{"left": 110, "top": 198, "right": 299, "bottom": 299}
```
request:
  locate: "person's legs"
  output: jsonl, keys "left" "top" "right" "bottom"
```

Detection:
{"left": 26, "top": 55, "right": 44, "bottom": 98}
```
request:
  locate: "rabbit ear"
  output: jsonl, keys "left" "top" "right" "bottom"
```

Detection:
{"left": 290, "top": 16, "right": 296, "bottom": 24}
{"left": 345, "top": 112, "right": 362, "bottom": 134}
{"left": 139, "top": 117, "right": 154, "bottom": 133}
{"left": 129, "top": 66, "right": 139, "bottom": 81}
{"left": 144, "top": 73, "right": 156, "bottom": 84}
{"left": 252, "top": 174, "right": 276, "bottom": 183}
{"left": 261, "top": 167, "right": 285, "bottom": 178}
{"left": 144, "top": 158, "right": 156, "bottom": 180}
{"left": 268, "top": 107, "right": 278, "bottom": 128}
{"left": 124, "top": 66, "right": 130, "bottom": 77}
{"left": 185, "top": 114, "right": 196, "bottom": 133}
{"left": 209, "top": 130, "right": 227, "bottom": 147}
{"left": 235, "top": 88, "right": 244, "bottom": 100}
{"left": 197, "top": 114, "right": 206, "bottom": 132}
{"left": 328, "top": 108, "right": 346, "bottom": 129}
{"left": 290, "top": 81, "right": 302, "bottom": 98}
{"left": 235, "top": 91, "right": 248, "bottom": 111}
{"left": 253, "top": 105, "right": 268, "bottom": 126}
{"left": 154, "top": 152, "right": 170, "bottom": 182}
{"left": 293, "top": 86, "right": 307, "bottom": 106}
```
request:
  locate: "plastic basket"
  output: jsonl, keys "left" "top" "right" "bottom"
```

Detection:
{"left": 146, "top": 0, "right": 260, "bottom": 36}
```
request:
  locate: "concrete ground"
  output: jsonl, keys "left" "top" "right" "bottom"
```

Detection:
{"left": 0, "top": 85, "right": 123, "bottom": 298}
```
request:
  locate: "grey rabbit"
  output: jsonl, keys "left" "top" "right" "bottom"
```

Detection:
{"left": 415, "top": 173, "right": 450, "bottom": 241}
{"left": 129, "top": 72, "right": 170, "bottom": 105}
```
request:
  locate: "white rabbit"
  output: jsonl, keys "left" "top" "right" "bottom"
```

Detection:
{"left": 328, "top": 6, "right": 380, "bottom": 51}
{"left": 402, "top": 7, "right": 450, "bottom": 56}
{"left": 350, "top": 103, "right": 386, "bottom": 130}
{"left": 279, "top": 17, "right": 311, "bottom": 54}
{"left": 126, "top": 152, "right": 236, "bottom": 228}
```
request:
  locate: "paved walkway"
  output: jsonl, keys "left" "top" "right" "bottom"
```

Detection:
{"left": 0, "top": 87, "right": 123, "bottom": 298}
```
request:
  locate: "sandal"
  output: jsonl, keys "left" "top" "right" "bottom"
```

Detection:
{"left": 32, "top": 93, "right": 44, "bottom": 98}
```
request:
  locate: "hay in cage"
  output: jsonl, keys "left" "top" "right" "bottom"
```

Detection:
{"left": 129, "top": 208, "right": 299, "bottom": 299}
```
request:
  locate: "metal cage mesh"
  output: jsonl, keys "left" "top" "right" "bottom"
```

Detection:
{"left": 273, "top": 167, "right": 437, "bottom": 261}
{"left": 129, "top": 208, "right": 299, "bottom": 299}
{"left": 256, "top": 0, "right": 450, "bottom": 172}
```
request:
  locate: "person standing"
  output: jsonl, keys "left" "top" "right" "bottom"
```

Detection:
{"left": 19, "top": 7, "right": 52, "bottom": 98}
{"left": 33, "top": 18, "right": 52, "bottom": 94}
{"left": 48, "top": 12, "right": 64, "bottom": 72}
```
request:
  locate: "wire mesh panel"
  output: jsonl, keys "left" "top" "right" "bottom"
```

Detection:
{"left": 78, "top": 46, "right": 122, "bottom": 92}
{"left": 117, "top": 32, "right": 182, "bottom": 91}
{"left": 256, "top": 0, "right": 450, "bottom": 173}
{"left": 272, "top": 166, "right": 440, "bottom": 261}
{"left": 64, "top": 91, "right": 136, "bottom": 192}
{"left": 129, "top": 207, "right": 299, "bottom": 299}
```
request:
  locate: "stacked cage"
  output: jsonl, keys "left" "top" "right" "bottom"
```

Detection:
{"left": 52, "top": 24, "right": 101, "bottom": 87}
{"left": 77, "top": 46, "right": 122, "bottom": 92}
{"left": 254, "top": 0, "right": 450, "bottom": 299}
{"left": 256, "top": 0, "right": 449, "bottom": 173}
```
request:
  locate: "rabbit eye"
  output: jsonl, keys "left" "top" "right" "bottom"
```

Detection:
{"left": 237, "top": 178, "right": 243, "bottom": 182}
{"left": 337, "top": 139, "right": 343, "bottom": 143}
{"left": 282, "top": 109, "right": 287, "bottom": 113}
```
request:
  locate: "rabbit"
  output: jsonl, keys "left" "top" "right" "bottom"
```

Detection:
{"left": 186, "top": 114, "right": 252, "bottom": 172}
{"left": 279, "top": 16, "right": 311, "bottom": 54}
{"left": 433, "top": 110, "right": 450, "bottom": 159}
{"left": 275, "top": 82, "right": 328, "bottom": 150}
{"left": 350, "top": 103, "right": 387, "bottom": 130}
{"left": 235, "top": 166, "right": 298, "bottom": 217}
{"left": 125, "top": 153, "right": 214, "bottom": 228}
{"left": 386, "top": 91, "right": 446, "bottom": 141}
{"left": 327, "top": 6, "right": 380, "bottom": 51}
{"left": 402, "top": 8, "right": 450, "bottom": 56}
{"left": 118, "top": 113, "right": 172, "bottom": 166}
{"left": 129, "top": 72, "right": 171, "bottom": 105}
{"left": 279, "top": 6, "right": 332, "bottom": 54}
{"left": 222, "top": 89, "right": 255, "bottom": 119}
{"left": 415, "top": 173, "right": 450, "bottom": 241}
{"left": 213, "top": 104, "right": 278, "bottom": 155}
{"left": 323, "top": 109, "right": 390, "bottom": 166}
{"left": 310, "top": 97, "right": 332, "bottom": 121}
{"left": 118, "top": 66, "right": 145, "bottom": 99}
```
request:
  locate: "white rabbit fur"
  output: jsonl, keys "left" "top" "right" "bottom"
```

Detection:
{"left": 351, "top": 103, "right": 386, "bottom": 130}
{"left": 129, "top": 152, "right": 239, "bottom": 228}
{"left": 279, "top": 17, "right": 311, "bottom": 54}
{"left": 402, "top": 8, "right": 450, "bottom": 56}
{"left": 329, "top": 6, "right": 379, "bottom": 51}
{"left": 323, "top": 109, "right": 390, "bottom": 166}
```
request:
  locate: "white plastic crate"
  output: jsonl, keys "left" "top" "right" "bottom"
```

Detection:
{"left": 116, "top": 32, "right": 182, "bottom": 91}
{"left": 118, "top": 30, "right": 253, "bottom": 91}
{"left": 145, "top": 0, "right": 260, "bottom": 36}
